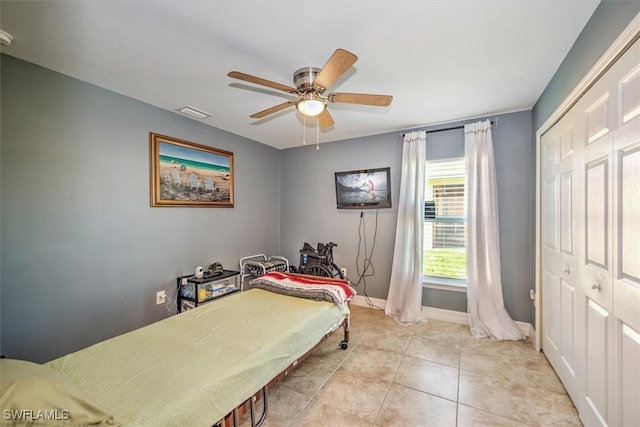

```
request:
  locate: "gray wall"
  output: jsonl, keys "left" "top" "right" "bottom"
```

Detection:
{"left": 1, "top": 56, "right": 281, "bottom": 363}
{"left": 533, "top": 0, "right": 640, "bottom": 130}
{"left": 280, "top": 110, "right": 534, "bottom": 323}
{"left": 280, "top": 133, "right": 402, "bottom": 304}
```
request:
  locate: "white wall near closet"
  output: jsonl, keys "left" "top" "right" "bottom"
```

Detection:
{"left": 537, "top": 16, "right": 640, "bottom": 427}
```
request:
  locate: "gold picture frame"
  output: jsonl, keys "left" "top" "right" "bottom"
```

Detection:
{"left": 150, "top": 133, "right": 234, "bottom": 207}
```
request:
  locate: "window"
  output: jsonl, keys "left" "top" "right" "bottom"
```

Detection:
{"left": 423, "top": 157, "right": 466, "bottom": 281}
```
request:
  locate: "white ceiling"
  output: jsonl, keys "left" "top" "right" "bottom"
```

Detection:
{"left": 1, "top": 1, "right": 599, "bottom": 150}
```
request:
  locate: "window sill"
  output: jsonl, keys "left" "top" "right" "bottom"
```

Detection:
{"left": 422, "top": 275, "right": 467, "bottom": 293}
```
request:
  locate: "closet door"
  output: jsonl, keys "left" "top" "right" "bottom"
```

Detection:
{"left": 540, "top": 28, "right": 639, "bottom": 427}
{"left": 577, "top": 36, "right": 640, "bottom": 427}
{"left": 610, "top": 39, "right": 640, "bottom": 427}
{"left": 541, "top": 109, "right": 582, "bottom": 402}
{"left": 578, "top": 61, "right": 615, "bottom": 427}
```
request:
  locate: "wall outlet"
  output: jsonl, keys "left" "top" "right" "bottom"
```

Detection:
{"left": 156, "top": 290, "right": 167, "bottom": 305}
{"left": 529, "top": 289, "right": 535, "bottom": 300}
{"left": 340, "top": 267, "right": 347, "bottom": 277}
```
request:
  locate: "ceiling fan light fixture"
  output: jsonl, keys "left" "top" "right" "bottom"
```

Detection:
{"left": 296, "top": 96, "right": 326, "bottom": 117}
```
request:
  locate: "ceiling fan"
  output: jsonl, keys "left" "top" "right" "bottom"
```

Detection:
{"left": 228, "top": 49, "right": 393, "bottom": 128}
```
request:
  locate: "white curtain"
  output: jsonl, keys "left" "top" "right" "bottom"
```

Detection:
{"left": 386, "top": 131, "right": 426, "bottom": 325}
{"left": 465, "top": 120, "right": 523, "bottom": 340}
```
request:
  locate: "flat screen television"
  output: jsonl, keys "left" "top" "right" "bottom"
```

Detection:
{"left": 334, "top": 167, "right": 392, "bottom": 209}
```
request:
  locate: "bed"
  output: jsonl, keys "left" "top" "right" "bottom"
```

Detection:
{"left": 0, "top": 274, "right": 355, "bottom": 427}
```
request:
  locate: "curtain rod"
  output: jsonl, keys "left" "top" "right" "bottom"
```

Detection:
{"left": 402, "top": 118, "right": 499, "bottom": 137}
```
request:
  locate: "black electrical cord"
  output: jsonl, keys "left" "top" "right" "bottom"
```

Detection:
{"left": 352, "top": 209, "right": 384, "bottom": 310}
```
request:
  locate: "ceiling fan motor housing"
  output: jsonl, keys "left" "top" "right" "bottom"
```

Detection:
{"left": 294, "top": 67, "right": 322, "bottom": 93}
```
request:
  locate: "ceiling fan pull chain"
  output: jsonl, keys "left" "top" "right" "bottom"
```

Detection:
{"left": 302, "top": 113, "right": 306, "bottom": 145}
{"left": 316, "top": 116, "right": 320, "bottom": 151}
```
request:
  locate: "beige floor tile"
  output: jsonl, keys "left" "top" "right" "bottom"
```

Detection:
{"left": 518, "top": 352, "right": 568, "bottom": 394}
{"left": 340, "top": 343, "right": 404, "bottom": 383}
{"left": 347, "top": 324, "right": 375, "bottom": 335}
{"left": 511, "top": 337, "right": 538, "bottom": 355}
{"left": 368, "top": 314, "right": 418, "bottom": 328}
{"left": 240, "top": 385, "right": 310, "bottom": 427}
{"left": 393, "top": 355, "right": 459, "bottom": 402}
{"left": 458, "top": 370, "right": 539, "bottom": 425}
{"left": 374, "top": 383, "right": 457, "bottom": 427}
{"left": 413, "top": 319, "right": 465, "bottom": 344}
{"left": 359, "top": 327, "right": 414, "bottom": 354}
{"left": 459, "top": 348, "right": 527, "bottom": 384}
{"left": 313, "top": 366, "right": 391, "bottom": 423}
{"left": 527, "top": 387, "right": 582, "bottom": 426}
{"left": 278, "top": 357, "right": 335, "bottom": 398}
{"left": 459, "top": 332, "right": 519, "bottom": 356}
{"left": 309, "top": 334, "right": 354, "bottom": 370}
{"left": 289, "top": 399, "right": 372, "bottom": 427}
{"left": 405, "top": 334, "right": 460, "bottom": 368}
{"left": 456, "top": 404, "right": 531, "bottom": 427}
{"left": 350, "top": 304, "right": 385, "bottom": 322}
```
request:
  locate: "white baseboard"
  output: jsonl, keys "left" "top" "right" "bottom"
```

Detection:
{"left": 528, "top": 324, "right": 537, "bottom": 346}
{"left": 351, "top": 295, "right": 387, "bottom": 309}
{"left": 351, "top": 295, "right": 533, "bottom": 337}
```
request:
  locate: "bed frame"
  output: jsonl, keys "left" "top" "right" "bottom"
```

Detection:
{"left": 239, "top": 254, "right": 289, "bottom": 290}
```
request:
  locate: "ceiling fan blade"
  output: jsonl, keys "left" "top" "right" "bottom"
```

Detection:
{"left": 250, "top": 101, "right": 297, "bottom": 119}
{"left": 313, "top": 49, "right": 358, "bottom": 90}
{"left": 228, "top": 71, "right": 298, "bottom": 94}
{"left": 318, "top": 109, "right": 335, "bottom": 128}
{"left": 329, "top": 92, "right": 393, "bottom": 107}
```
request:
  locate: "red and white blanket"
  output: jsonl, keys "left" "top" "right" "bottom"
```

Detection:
{"left": 249, "top": 271, "right": 356, "bottom": 306}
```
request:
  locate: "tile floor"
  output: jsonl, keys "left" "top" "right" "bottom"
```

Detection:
{"left": 243, "top": 304, "right": 582, "bottom": 427}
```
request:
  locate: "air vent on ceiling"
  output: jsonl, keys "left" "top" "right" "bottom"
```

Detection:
{"left": 178, "top": 106, "right": 211, "bottom": 120}
{"left": 0, "top": 30, "right": 13, "bottom": 46}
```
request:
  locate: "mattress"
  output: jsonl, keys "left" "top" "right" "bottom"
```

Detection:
{"left": 46, "top": 289, "right": 348, "bottom": 426}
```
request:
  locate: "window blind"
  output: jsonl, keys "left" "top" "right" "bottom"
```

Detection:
{"left": 423, "top": 157, "right": 466, "bottom": 280}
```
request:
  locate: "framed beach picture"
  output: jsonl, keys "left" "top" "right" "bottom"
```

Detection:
{"left": 150, "top": 133, "right": 234, "bottom": 207}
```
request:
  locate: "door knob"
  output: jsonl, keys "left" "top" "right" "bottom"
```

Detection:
{"left": 592, "top": 283, "right": 601, "bottom": 291}
{"left": 563, "top": 267, "right": 570, "bottom": 274}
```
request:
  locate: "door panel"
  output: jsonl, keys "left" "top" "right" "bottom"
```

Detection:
{"left": 544, "top": 270, "right": 561, "bottom": 353}
{"left": 560, "top": 172, "right": 573, "bottom": 255}
{"left": 619, "top": 323, "right": 640, "bottom": 427}
{"left": 587, "top": 93, "right": 611, "bottom": 144}
{"left": 543, "top": 176, "right": 558, "bottom": 250}
{"left": 561, "top": 280, "right": 576, "bottom": 376}
{"left": 560, "top": 127, "right": 574, "bottom": 160}
{"left": 585, "top": 158, "right": 609, "bottom": 270}
{"left": 584, "top": 299, "right": 611, "bottom": 427}
{"left": 619, "top": 144, "right": 640, "bottom": 284}
{"left": 613, "top": 123, "right": 640, "bottom": 335}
